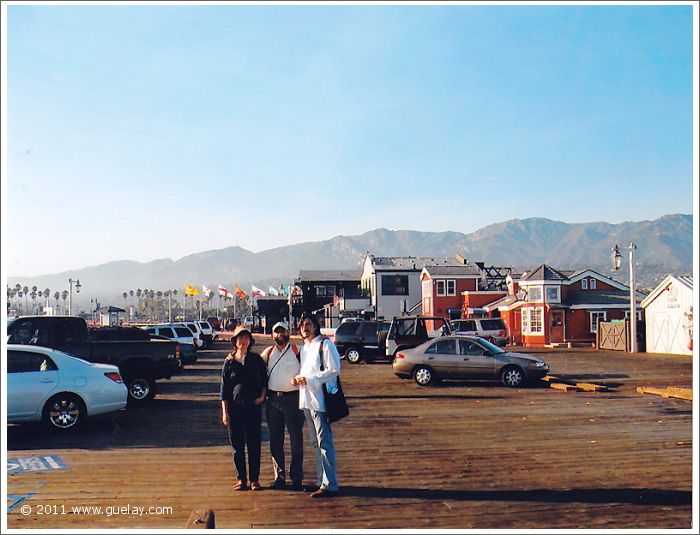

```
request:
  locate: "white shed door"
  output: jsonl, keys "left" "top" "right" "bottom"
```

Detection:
{"left": 649, "top": 312, "right": 685, "bottom": 355}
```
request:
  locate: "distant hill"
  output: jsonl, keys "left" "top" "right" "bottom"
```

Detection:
{"left": 8, "top": 214, "right": 693, "bottom": 307}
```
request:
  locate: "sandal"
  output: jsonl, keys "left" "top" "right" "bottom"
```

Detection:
{"left": 234, "top": 480, "right": 248, "bottom": 491}
{"left": 250, "top": 481, "right": 262, "bottom": 491}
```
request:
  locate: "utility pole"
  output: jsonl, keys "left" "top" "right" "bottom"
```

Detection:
{"left": 629, "top": 243, "right": 637, "bottom": 353}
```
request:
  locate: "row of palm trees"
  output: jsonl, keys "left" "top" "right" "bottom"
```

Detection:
{"left": 7, "top": 284, "right": 69, "bottom": 316}
{"left": 120, "top": 288, "right": 223, "bottom": 322}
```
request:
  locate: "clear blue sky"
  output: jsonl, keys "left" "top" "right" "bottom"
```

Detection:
{"left": 3, "top": 3, "right": 695, "bottom": 277}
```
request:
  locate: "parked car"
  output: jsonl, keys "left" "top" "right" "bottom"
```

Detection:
{"left": 195, "top": 320, "right": 215, "bottom": 344}
{"left": 385, "top": 315, "right": 452, "bottom": 358}
{"left": 451, "top": 318, "right": 509, "bottom": 346}
{"left": 7, "top": 316, "right": 180, "bottom": 404}
{"left": 174, "top": 321, "right": 205, "bottom": 349}
{"left": 335, "top": 320, "right": 390, "bottom": 364}
{"left": 242, "top": 316, "right": 254, "bottom": 329}
{"left": 7, "top": 344, "right": 128, "bottom": 431}
{"left": 205, "top": 316, "right": 221, "bottom": 331}
{"left": 140, "top": 324, "right": 197, "bottom": 364}
{"left": 392, "top": 335, "right": 549, "bottom": 387}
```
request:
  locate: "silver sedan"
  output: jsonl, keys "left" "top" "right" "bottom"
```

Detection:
{"left": 392, "top": 335, "right": 549, "bottom": 387}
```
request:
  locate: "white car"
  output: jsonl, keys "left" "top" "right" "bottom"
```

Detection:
{"left": 174, "top": 321, "right": 205, "bottom": 349}
{"left": 7, "top": 345, "right": 128, "bottom": 431}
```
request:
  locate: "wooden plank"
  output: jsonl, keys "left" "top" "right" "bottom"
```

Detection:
{"left": 576, "top": 382, "right": 609, "bottom": 392}
{"left": 666, "top": 387, "right": 692, "bottom": 401}
{"left": 549, "top": 382, "right": 581, "bottom": 391}
{"left": 186, "top": 509, "right": 215, "bottom": 529}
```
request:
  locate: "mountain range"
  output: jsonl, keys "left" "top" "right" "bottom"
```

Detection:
{"left": 8, "top": 214, "right": 693, "bottom": 307}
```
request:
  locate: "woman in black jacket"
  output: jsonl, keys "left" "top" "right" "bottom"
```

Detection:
{"left": 220, "top": 325, "right": 267, "bottom": 491}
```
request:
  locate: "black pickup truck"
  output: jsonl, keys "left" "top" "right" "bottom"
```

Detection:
{"left": 6, "top": 316, "right": 181, "bottom": 404}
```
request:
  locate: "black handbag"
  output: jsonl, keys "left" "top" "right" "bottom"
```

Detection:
{"left": 318, "top": 338, "right": 349, "bottom": 423}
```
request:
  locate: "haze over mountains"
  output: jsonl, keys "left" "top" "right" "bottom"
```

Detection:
{"left": 9, "top": 214, "right": 693, "bottom": 307}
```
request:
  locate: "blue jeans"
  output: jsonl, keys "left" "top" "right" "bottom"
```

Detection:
{"left": 304, "top": 409, "right": 338, "bottom": 491}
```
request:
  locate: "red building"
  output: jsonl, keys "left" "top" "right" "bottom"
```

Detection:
{"left": 484, "top": 264, "right": 644, "bottom": 348}
{"left": 420, "top": 265, "right": 483, "bottom": 328}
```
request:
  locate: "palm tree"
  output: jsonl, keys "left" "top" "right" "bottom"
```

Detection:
{"left": 44, "top": 288, "right": 50, "bottom": 309}
{"left": 54, "top": 291, "right": 60, "bottom": 314}
{"left": 122, "top": 291, "right": 128, "bottom": 307}
{"left": 61, "top": 290, "right": 69, "bottom": 314}
{"left": 30, "top": 290, "right": 37, "bottom": 314}
{"left": 23, "top": 286, "right": 29, "bottom": 313}
{"left": 17, "top": 290, "right": 24, "bottom": 314}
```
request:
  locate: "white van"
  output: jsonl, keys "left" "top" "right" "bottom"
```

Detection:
{"left": 451, "top": 318, "right": 509, "bottom": 346}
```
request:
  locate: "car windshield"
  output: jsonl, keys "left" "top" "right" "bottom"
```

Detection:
{"left": 478, "top": 337, "right": 505, "bottom": 354}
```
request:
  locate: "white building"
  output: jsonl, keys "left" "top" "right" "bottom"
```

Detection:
{"left": 640, "top": 275, "right": 693, "bottom": 356}
{"left": 361, "top": 254, "right": 467, "bottom": 321}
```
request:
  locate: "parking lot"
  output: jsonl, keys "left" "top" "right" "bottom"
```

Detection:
{"left": 6, "top": 341, "right": 693, "bottom": 529}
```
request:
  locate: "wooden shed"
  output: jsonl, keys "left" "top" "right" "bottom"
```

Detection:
{"left": 641, "top": 275, "right": 693, "bottom": 356}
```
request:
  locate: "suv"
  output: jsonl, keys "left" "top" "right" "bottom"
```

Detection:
{"left": 334, "top": 320, "right": 389, "bottom": 364}
{"left": 141, "top": 324, "right": 198, "bottom": 364}
{"left": 451, "top": 318, "right": 508, "bottom": 346}
{"left": 174, "top": 322, "right": 205, "bottom": 349}
{"left": 385, "top": 315, "right": 451, "bottom": 358}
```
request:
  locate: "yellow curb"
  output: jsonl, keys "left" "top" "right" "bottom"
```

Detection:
{"left": 636, "top": 386, "right": 692, "bottom": 401}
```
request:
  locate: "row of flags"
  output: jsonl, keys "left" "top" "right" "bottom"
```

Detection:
{"left": 184, "top": 283, "right": 288, "bottom": 299}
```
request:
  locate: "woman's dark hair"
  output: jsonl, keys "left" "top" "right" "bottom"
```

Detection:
{"left": 231, "top": 331, "right": 255, "bottom": 348}
{"left": 299, "top": 312, "right": 321, "bottom": 336}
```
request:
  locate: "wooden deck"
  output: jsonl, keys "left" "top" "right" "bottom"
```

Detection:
{"left": 6, "top": 343, "right": 694, "bottom": 529}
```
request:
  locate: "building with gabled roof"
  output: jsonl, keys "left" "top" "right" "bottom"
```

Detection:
{"left": 641, "top": 275, "right": 693, "bottom": 355}
{"left": 483, "top": 264, "right": 645, "bottom": 348}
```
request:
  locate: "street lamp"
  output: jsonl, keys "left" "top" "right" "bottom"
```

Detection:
{"left": 68, "top": 278, "right": 81, "bottom": 316}
{"left": 612, "top": 243, "right": 637, "bottom": 352}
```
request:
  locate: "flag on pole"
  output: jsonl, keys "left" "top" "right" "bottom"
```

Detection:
{"left": 185, "top": 284, "right": 200, "bottom": 296}
{"left": 218, "top": 285, "right": 230, "bottom": 298}
{"left": 202, "top": 285, "right": 213, "bottom": 297}
{"left": 268, "top": 286, "right": 279, "bottom": 296}
{"left": 251, "top": 285, "right": 265, "bottom": 297}
{"left": 235, "top": 286, "right": 247, "bottom": 298}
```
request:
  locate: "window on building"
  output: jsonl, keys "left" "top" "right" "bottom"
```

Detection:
{"left": 530, "top": 307, "right": 543, "bottom": 334}
{"left": 522, "top": 307, "right": 543, "bottom": 335}
{"left": 436, "top": 280, "right": 446, "bottom": 296}
{"left": 382, "top": 275, "right": 409, "bottom": 296}
{"left": 589, "top": 279, "right": 597, "bottom": 290}
{"left": 326, "top": 285, "right": 336, "bottom": 297}
{"left": 527, "top": 287, "right": 543, "bottom": 302}
{"left": 446, "top": 280, "right": 456, "bottom": 296}
{"left": 315, "top": 285, "right": 326, "bottom": 297}
{"left": 521, "top": 309, "right": 530, "bottom": 334}
{"left": 590, "top": 311, "right": 606, "bottom": 333}
{"left": 625, "top": 310, "right": 643, "bottom": 320}
{"left": 582, "top": 279, "right": 588, "bottom": 290}
{"left": 545, "top": 286, "right": 560, "bottom": 303}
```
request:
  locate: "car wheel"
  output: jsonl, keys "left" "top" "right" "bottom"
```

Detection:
{"left": 413, "top": 366, "right": 434, "bottom": 386}
{"left": 501, "top": 366, "right": 526, "bottom": 388}
{"left": 43, "top": 393, "right": 85, "bottom": 431}
{"left": 345, "top": 347, "right": 362, "bottom": 364}
{"left": 126, "top": 375, "right": 157, "bottom": 404}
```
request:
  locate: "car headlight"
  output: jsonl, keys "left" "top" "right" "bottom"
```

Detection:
{"left": 528, "top": 361, "right": 546, "bottom": 368}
